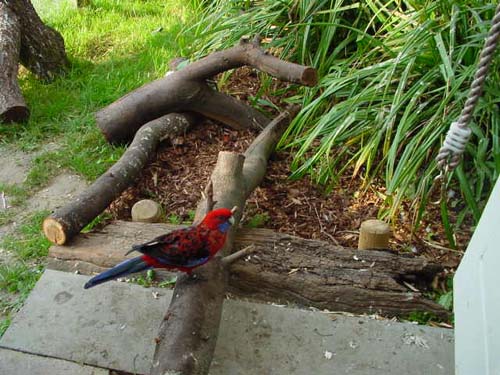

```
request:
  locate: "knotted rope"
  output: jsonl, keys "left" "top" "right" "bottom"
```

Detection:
{"left": 436, "top": 2, "right": 500, "bottom": 170}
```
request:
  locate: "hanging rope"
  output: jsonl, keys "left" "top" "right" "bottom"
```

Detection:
{"left": 436, "top": 2, "right": 500, "bottom": 171}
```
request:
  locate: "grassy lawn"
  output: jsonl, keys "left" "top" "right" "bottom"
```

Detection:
{"left": 0, "top": 0, "right": 198, "bottom": 336}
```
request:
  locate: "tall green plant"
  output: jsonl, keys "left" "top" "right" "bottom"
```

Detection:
{"left": 188, "top": 1, "right": 499, "bottom": 239}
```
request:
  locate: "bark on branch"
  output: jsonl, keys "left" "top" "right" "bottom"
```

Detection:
{"left": 0, "top": 3, "right": 29, "bottom": 123}
{"left": 150, "top": 106, "right": 299, "bottom": 375}
{"left": 96, "top": 37, "right": 315, "bottom": 144}
{"left": 43, "top": 113, "right": 199, "bottom": 245}
{"left": 176, "top": 36, "right": 317, "bottom": 85}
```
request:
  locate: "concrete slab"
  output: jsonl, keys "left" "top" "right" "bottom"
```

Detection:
{"left": 0, "top": 347, "right": 108, "bottom": 375}
{"left": 213, "top": 302, "right": 453, "bottom": 375}
{"left": 0, "top": 270, "right": 170, "bottom": 374}
{"left": 1, "top": 270, "right": 454, "bottom": 375}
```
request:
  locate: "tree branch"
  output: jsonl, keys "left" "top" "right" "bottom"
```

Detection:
{"left": 221, "top": 244, "right": 255, "bottom": 266}
{"left": 43, "top": 113, "right": 198, "bottom": 245}
{"left": 96, "top": 37, "right": 314, "bottom": 144}
{"left": 177, "top": 36, "right": 317, "bottom": 85}
{"left": 150, "top": 108, "right": 298, "bottom": 375}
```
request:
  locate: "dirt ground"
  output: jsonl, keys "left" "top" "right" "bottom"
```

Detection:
{"left": 107, "top": 120, "right": 468, "bottom": 266}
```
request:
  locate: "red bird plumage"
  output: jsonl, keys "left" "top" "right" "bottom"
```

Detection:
{"left": 84, "top": 208, "right": 234, "bottom": 289}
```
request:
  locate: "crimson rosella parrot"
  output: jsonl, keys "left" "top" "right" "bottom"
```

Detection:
{"left": 83, "top": 207, "right": 235, "bottom": 289}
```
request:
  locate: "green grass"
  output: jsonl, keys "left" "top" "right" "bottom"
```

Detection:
{"left": 0, "top": 263, "right": 43, "bottom": 296}
{"left": 131, "top": 269, "right": 177, "bottom": 288}
{"left": 1, "top": 0, "right": 197, "bottom": 179}
{"left": 0, "top": 183, "right": 30, "bottom": 225}
{"left": 245, "top": 212, "right": 270, "bottom": 228}
{"left": 0, "top": 316, "right": 11, "bottom": 337}
{"left": 189, "top": 0, "right": 500, "bottom": 242}
{"left": 0, "top": 210, "right": 48, "bottom": 337}
{"left": 168, "top": 213, "right": 182, "bottom": 225}
{"left": 1, "top": 211, "right": 52, "bottom": 260}
{"left": 0, "top": 0, "right": 198, "bottom": 337}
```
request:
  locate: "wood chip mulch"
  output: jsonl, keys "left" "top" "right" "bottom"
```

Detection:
{"left": 107, "top": 67, "right": 472, "bottom": 278}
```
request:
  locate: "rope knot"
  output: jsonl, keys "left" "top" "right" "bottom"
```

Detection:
{"left": 436, "top": 121, "right": 472, "bottom": 169}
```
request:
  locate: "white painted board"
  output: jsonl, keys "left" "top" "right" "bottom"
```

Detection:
{"left": 455, "top": 176, "right": 500, "bottom": 374}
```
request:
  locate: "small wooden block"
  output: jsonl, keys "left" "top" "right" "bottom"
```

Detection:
{"left": 358, "top": 219, "right": 391, "bottom": 250}
{"left": 131, "top": 199, "right": 162, "bottom": 223}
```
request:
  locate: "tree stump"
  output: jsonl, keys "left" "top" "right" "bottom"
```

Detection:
{"left": 358, "top": 219, "right": 391, "bottom": 250}
{"left": 131, "top": 199, "right": 162, "bottom": 223}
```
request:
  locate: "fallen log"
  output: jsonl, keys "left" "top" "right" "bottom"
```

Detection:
{"left": 96, "top": 36, "right": 316, "bottom": 143}
{"left": 48, "top": 222, "right": 448, "bottom": 318}
{"left": 43, "top": 113, "right": 199, "bottom": 245}
{"left": 0, "top": 3, "right": 29, "bottom": 123}
{"left": 6, "top": 0, "right": 69, "bottom": 81}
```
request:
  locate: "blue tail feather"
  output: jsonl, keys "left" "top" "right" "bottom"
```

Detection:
{"left": 84, "top": 256, "right": 151, "bottom": 289}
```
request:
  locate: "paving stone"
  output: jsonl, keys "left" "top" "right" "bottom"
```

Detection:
{"left": 0, "top": 270, "right": 170, "bottom": 374}
{"left": 0, "top": 270, "right": 454, "bottom": 374}
{"left": 212, "top": 301, "right": 453, "bottom": 375}
{"left": 0, "top": 348, "right": 108, "bottom": 375}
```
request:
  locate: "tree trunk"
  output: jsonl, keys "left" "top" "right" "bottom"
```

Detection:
{"left": 4, "top": 0, "right": 69, "bottom": 81}
{"left": 48, "top": 223, "right": 448, "bottom": 318}
{"left": 96, "top": 37, "right": 316, "bottom": 144}
{"left": 43, "top": 113, "right": 198, "bottom": 245}
{"left": 0, "top": 2, "right": 29, "bottom": 123}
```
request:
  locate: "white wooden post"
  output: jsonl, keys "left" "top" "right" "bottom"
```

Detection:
{"left": 455, "top": 176, "right": 500, "bottom": 374}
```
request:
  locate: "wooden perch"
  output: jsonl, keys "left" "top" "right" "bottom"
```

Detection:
{"left": 0, "top": 3, "right": 29, "bottom": 123}
{"left": 96, "top": 36, "right": 316, "bottom": 143}
{"left": 48, "top": 223, "right": 448, "bottom": 318}
{"left": 7, "top": 0, "right": 69, "bottom": 82}
{"left": 229, "top": 228, "right": 447, "bottom": 317}
{"left": 43, "top": 113, "right": 198, "bottom": 245}
{"left": 221, "top": 244, "right": 255, "bottom": 266}
{"left": 149, "top": 106, "right": 299, "bottom": 375}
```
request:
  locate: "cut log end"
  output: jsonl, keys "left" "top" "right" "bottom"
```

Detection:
{"left": 131, "top": 199, "right": 162, "bottom": 223}
{"left": 43, "top": 217, "right": 67, "bottom": 245}
{"left": 302, "top": 67, "right": 318, "bottom": 87}
{"left": 0, "top": 105, "right": 30, "bottom": 124}
{"left": 358, "top": 219, "right": 391, "bottom": 250}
